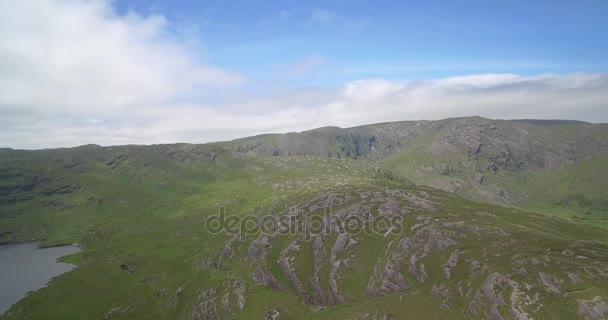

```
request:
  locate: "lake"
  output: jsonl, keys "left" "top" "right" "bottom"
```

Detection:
{"left": 0, "top": 242, "right": 80, "bottom": 315}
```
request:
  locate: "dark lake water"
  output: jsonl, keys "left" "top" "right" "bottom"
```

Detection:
{"left": 0, "top": 242, "right": 80, "bottom": 315}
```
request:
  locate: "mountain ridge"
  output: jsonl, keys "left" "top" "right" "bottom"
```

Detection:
{"left": 2, "top": 116, "right": 605, "bottom": 151}
{"left": 1, "top": 116, "right": 608, "bottom": 319}
{"left": 2, "top": 117, "right": 607, "bottom": 220}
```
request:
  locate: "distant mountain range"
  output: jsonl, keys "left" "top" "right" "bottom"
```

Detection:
{"left": 1, "top": 117, "right": 607, "bottom": 319}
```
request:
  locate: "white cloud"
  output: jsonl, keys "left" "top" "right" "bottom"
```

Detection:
{"left": 343, "top": 79, "right": 406, "bottom": 100}
{"left": 0, "top": 1, "right": 607, "bottom": 149}
{"left": 0, "top": 0, "right": 244, "bottom": 115}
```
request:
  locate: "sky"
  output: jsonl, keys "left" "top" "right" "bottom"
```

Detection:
{"left": 1, "top": 0, "right": 607, "bottom": 149}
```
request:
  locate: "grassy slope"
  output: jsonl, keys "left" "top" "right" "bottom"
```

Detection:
{"left": 0, "top": 146, "right": 607, "bottom": 319}
{"left": 0, "top": 147, "right": 383, "bottom": 318}
{"left": 0, "top": 117, "right": 607, "bottom": 319}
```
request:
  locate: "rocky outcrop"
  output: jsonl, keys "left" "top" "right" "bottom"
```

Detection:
{"left": 190, "top": 280, "right": 247, "bottom": 320}
{"left": 253, "top": 264, "right": 287, "bottom": 293}
{"left": 366, "top": 238, "right": 412, "bottom": 296}
{"left": 431, "top": 283, "right": 450, "bottom": 309}
{"left": 578, "top": 297, "right": 608, "bottom": 320}
{"left": 167, "top": 287, "right": 183, "bottom": 307}
{"left": 309, "top": 235, "right": 329, "bottom": 305}
{"left": 442, "top": 250, "right": 460, "bottom": 280}
{"left": 538, "top": 272, "right": 562, "bottom": 294}
{"left": 327, "top": 234, "right": 348, "bottom": 305}
{"left": 190, "top": 288, "right": 220, "bottom": 320}
{"left": 277, "top": 240, "right": 312, "bottom": 303}
{"left": 221, "top": 280, "right": 246, "bottom": 317}
{"left": 103, "top": 305, "right": 134, "bottom": 319}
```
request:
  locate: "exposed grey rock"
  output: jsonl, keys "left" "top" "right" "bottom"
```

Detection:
{"left": 538, "top": 272, "right": 561, "bottom": 294}
{"left": 277, "top": 240, "right": 314, "bottom": 303}
{"left": 167, "top": 287, "right": 183, "bottom": 307}
{"left": 472, "top": 172, "right": 486, "bottom": 185}
{"left": 489, "top": 307, "right": 505, "bottom": 320}
{"left": 578, "top": 297, "right": 608, "bottom": 320}
{"left": 378, "top": 199, "right": 408, "bottom": 215}
{"left": 517, "top": 267, "right": 529, "bottom": 278}
{"left": 367, "top": 238, "right": 413, "bottom": 296}
{"left": 561, "top": 249, "right": 576, "bottom": 257}
{"left": 190, "top": 288, "right": 220, "bottom": 320}
{"left": 442, "top": 250, "right": 460, "bottom": 280}
{"left": 469, "top": 272, "right": 533, "bottom": 319}
{"left": 568, "top": 272, "right": 583, "bottom": 284}
{"left": 245, "top": 236, "right": 270, "bottom": 264}
{"left": 435, "top": 164, "right": 453, "bottom": 175}
{"left": 431, "top": 283, "right": 450, "bottom": 309}
{"left": 407, "top": 194, "right": 436, "bottom": 211}
{"left": 328, "top": 234, "right": 349, "bottom": 304}
{"left": 219, "top": 279, "right": 246, "bottom": 316}
{"left": 263, "top": 309, "right": 281, "bottom": 320}
{"left": 475, "top": 272, "right": 508, "bottom": 307}
{"left": 253, "top": 264, "right": 287, "bottom": 292}
{"left": 420, "top": 226, "right": 458, "bottom": 254}
{"left": 309, "top": 235, "right": 329, "bottom": 305}
{"left": 203, "top": 256, "right": 218, "bottom": 270}
{"left": 103, "top": 305, "right": 134, "bottom": 319}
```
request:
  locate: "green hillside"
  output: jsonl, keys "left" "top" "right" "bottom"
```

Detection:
{"left": 1, "top": 117, "right": 608, "bottom": 319}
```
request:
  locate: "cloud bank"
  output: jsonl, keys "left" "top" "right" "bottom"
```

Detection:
{"left": 1, "top": 1, "right": 607, "bottom": 149}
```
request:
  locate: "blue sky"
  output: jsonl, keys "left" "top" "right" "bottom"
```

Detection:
{"left": 114, "top": 0, "right": 608, "bottom": 85}
{"left": 1, "top": 0, "right": 607, "bottom": 148}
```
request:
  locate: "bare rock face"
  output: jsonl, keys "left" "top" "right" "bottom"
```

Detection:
{"left": 190, "top": 280, "right": 247, "bottom": 320}
{"left": 263, "top": 309, "right": 281, "bottom": 320}
{"left": 277, "top": 240, "right": 314, "bottom": 304}
{"left": 468, "top": 271, "right": 536, "bottom": 320}
{"left": 407, "top": 194, "right": 436, "bottom": 212}
{"left": 328, "top": 234, "right": 349, "bottom": 305}
{"left": 442, "top": 250, "right": 460, "bottom": 280}
{"left": 243, "top": 234, "right": 289, "bottom": 293}
{"left": 568, "top": 272, "right": 583, "bottom": 284}
{"left": 538, "top": 272, "right": 562, "bottom": 294}
{"left": 221, "top": 280, "right": 246, "bottom": 316}
{"left": 472, "top": 272, "right": 509, "bottom": 310}
{"left": 309, "top": 235, "right": 329, "bottom": 305}
{"left": 431, "top": 283, "right": 450, "bottom": 309}
{"left": 517, "top": 267, "right": 529, "bottom": 278}
{"left": 167, "top": 287, "right": 183, "bottom": 307}
{"left": 472, "top": 172, "right": 486, "bottom": 185}
{"left": 408, "top": 252, "right": 427, "bottom": 283}
{"left": 433, "top": 117, "right": 597, "bottom": 171}
{"left": 378, "top": 199, "right": 408, "bottom": 215}
{"left": 103, "top": 305, "right": 134, "bottom": 319}
{"left": 489, "top": 307, "right": 505, "bottom": 320}
{"left": 253, "top": 264, "right": 287, "bottom": 292}
{"left": 190, "top": 288, "right": 220, "bottom": 320}
{"left": 245, "top": 236, "right": 271, "bottom": 264}
{"left": 231, "top": 117, "right": 608, "bottom": 174}
{"left": 223, "top": 242, "right": 235, "bottom": 260}
{"left": 368, "top": 224, "right": 459, "bottom": 296}
{"left": 367, "top": 238, "right": 413, "bottom": 296}
{"left": 578, "top": 297, "right": 608, "bottom": 320}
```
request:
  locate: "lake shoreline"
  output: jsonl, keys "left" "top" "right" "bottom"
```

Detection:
{"left": 0, "top": 242, "right": 81, "bottom": 316}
